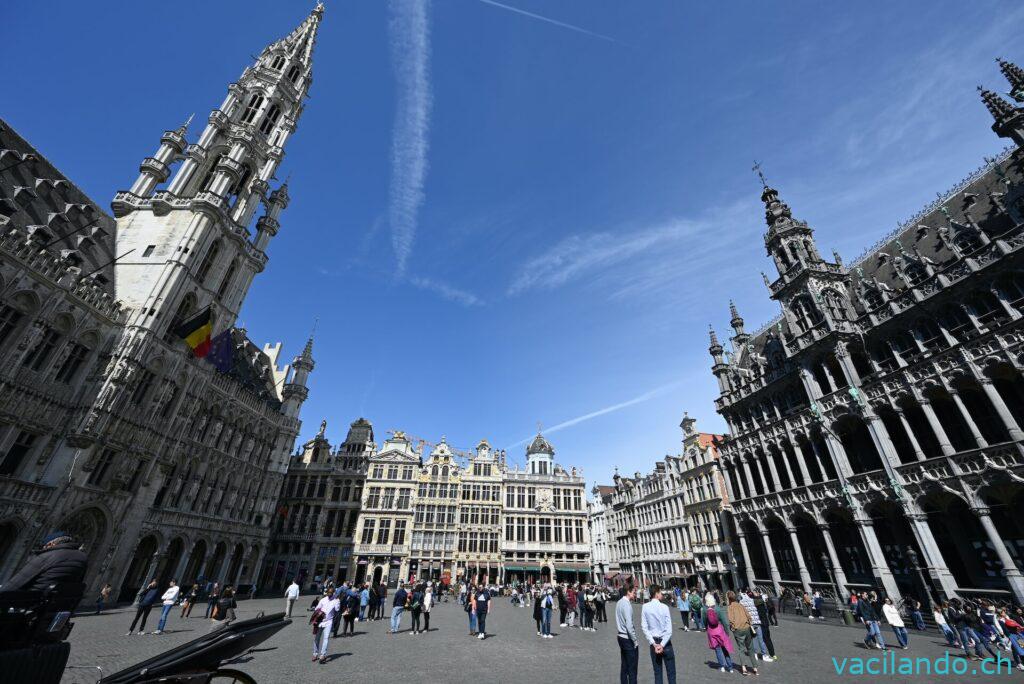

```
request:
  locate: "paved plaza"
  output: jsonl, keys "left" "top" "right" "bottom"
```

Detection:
{"left": 58, "top": 596, "right": 1016, "bottom": 683}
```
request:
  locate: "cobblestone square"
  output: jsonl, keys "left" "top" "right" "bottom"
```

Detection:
{"left": 59, "top": 597, "right": 1013, "bottom": 683}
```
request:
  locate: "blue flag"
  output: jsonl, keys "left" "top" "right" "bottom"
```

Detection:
{"left": 207, "top": 329, "right": 234, "bottom": 373}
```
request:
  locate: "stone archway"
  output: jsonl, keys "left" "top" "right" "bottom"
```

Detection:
{"left": 0, "top": 518, "right": 24, "bottom": 580}
{"left": 158, "top": 537, "right": 186, "bottom": 588}
{"left": 182, "top": 539, "right": 208, "bottom": 587}
{"left": 205, "top": 542, "right": 227, "bottom": 583}
{"left": 55, "top": 506, "right": 109, "bottom": 589}
{"left": 921, "top": 491, "right": 1004, "bottom": 593}
{"left": 864, "top": 500, "right": 927, "bottom": 598}
{"left": 119, "top": 535, "right": 159, "bottom": 602}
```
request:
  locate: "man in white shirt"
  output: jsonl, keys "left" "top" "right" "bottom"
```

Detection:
{"left": 313, "top": 589, "right": 341, "bottom": 663}
{"left": 285, "top": 580, "right": 300, "bottom": 618}
{"left": 154, "top": 580, "right": 180, "bottom": 634}
{"left": 640, "top": 585, "right": 676, "bottom": 684}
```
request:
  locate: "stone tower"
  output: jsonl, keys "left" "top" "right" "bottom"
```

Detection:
{"left": 111, "top": 4, "right": 324, "bottom": 335}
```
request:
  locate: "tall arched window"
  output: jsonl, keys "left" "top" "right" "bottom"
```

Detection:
{"left": 823, "top": 289, "right": 849, "bottom": 322}
{"left": 791, "top": 296, "right": 822, "bottom": 333}
{"left": 240, "top": 94, "right": 266, "bottom": 125}
{"left": 217, "top": 259, "right": 238, "bottom": 299}
{"left": 287, "top": 65, "right": 301, "bottom": 84}
{"left": 195, "top": 241, "right": 221, "bottom": 285}
{"left": 197, "top": 154, "right": 224, "bottom": 193}
{"left": 269, "top": 55, "right": 285, "bottom": 71}
{"left": 259, "top": 104, "right": 282, "bottom": 137}
{"left": 166, "top": 292, "right": 197, "bottom": 341}
{"left": 903, "top": 260, "right": 928, "bottom": 285}
{"left": 227, "top": 165, "right": 253, "bottom": 207}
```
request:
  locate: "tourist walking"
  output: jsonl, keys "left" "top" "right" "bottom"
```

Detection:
{"left": 359, "top": 583, "right": 369, "bottom": 621}
{"left": 558, "top": 584, "right": 568, "bottom": 626}
{"left": 641, "top": 585, "right": 676, "bottom": 684}
{"left": 541, "top": 587, "right": 554, "bottom": 638}
{"left": 934, "top": 603, "right": 961, "bottom": 647}
{"left": 285, "top": 579, "right": 300, "bottom": 619}
{"left": 882, "top": 598, "right": 908, "bottom": 649}
{"left": 311, "top": 588, "right": 341, "bottom": 663}
{"left": 154, "top": 580, "right": 180, "bottom": 634}
{"left": 705, "top": 600, "right": 735, "bottom": 673}
{"left": 410, "top": 584, "right": 424, "bottom": 634}
{"left": 596, "top": 587, "right": 608, "bottom": 623}
{"left": 423, "top": 583, "right": 433, "bottom": 631}
{"left": 211, "top": 586, "right": 237, "bottom": 628}
{"left": 180, "top": 583, "right": 199, "bottom": 618}
{"left": 377, "top": 581, "right": 388, "bottom": 620}
{"left": 952, "top": 599, "right": 997, "bottom": 661}
{"left": 342, "top": 587, "right": 359, "bottom": 636}
{"left": 96, "top": 583, "right": 112, "bottom": 615}
{"left": 204, "top": 582, "right": 221, "bottom": 619}
{"left": 389, "top": 582, "right": 408, "bottom": 635}
{"left": 689, "top": 591, "right": 704, "bottom": 630}
{"left": 616, "top": 583, "right": 639, "bottom": 684}
{"left": 533, "top": 588, "right": 544, "bottom": 635}
{"left": 754, "top": 591, "right": 777, "bottom": 661}
{"left": 909, "top": 598, "right": 926, "bottom": 630}
{"left": 475, "top": 584, "right": 490, "bottom": 639}
{"left": 126, "top": 580, "right": 160, "bottom": 635}
{"left": 739, "top": 589, "right": 768, "bottom": 662}
{"left": 727, "top": 591, "right": 758, "bottom": 676}
{"left": 677, "top": 589, "right": 690, "bottom": 631}
{"left": 859, "top": 592, "right": 886, "bottom": 650}
{"left": 583, "top": 586, "right": 596, "bottom": 631}
{"left": 566, "top": 585, "right": 578, "bottom": 627}
{"left": 466, "top": 583, "right": 478, "bottom": 634}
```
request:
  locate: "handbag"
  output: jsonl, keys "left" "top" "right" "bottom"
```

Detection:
{"left": 310, "top": 608, "right": 325, "bottom": 634}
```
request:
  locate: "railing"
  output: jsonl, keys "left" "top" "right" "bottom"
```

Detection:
{"left": 0, "top": 476, "right": 55, "bottom": 504}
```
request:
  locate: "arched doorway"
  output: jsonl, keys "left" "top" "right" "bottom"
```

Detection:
{"left": 205, "top": 542, "right": 227, "bottom": 583}
{"left": 119, "top": 535, "right": 159, "bottom": 602}
{"left": 823, "top": 508, "right": 872, "bottom": 587}
{"left": 158, "top": 537, "right": 185, "bottom": 588}
{"left": 981, "top": 482, "right": 1024, "bottom": 577}
{"left": 833, "top": 415, "right": 884, "bottom": 474}
{"left": 792, "top": 512, "right": 827, "bottom": 583}
{"left": 0, "top": 519, "right": 23, "bottom": 579}
{"left": 56, "top": 507, "right": 108, "bottom": 570}
{"left": 539, "top": 565, "right": 551, "bottom": 583}
{"left": 371, "top": 566, "right": 383, "bottom": 587}
{"left": 764, "top": 516, "right": 799, "bottom": 584}
{"left": 739, "top": 519, "right": 767, "bottom": 581}
{"left": 922, "top": 491, "right": 1004, "bottom": 593}
{"left": 225, "top": 543, "right": 245, "bottom": 585}
{"left": 182, "top": 540, "right": 207, "bottom": 586}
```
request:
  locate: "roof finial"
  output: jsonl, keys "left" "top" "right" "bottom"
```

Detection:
{"left": 752, "top": 160, "right": 768, "bottom": 188}
{"left": 979, "top": 85, "right": 1017, "bottom": 123}
{"left": 536, "top": 420, "right": 543, "bottom": 435}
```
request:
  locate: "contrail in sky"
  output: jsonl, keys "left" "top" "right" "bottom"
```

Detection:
{"left": 388, "top": 0, "right": 432, "bottom": 277}
{"left": 506, "top": 381, "right": 682, "bottom": 449}
{"left": 475, "top": 0, "right": 622, "bottom": 45}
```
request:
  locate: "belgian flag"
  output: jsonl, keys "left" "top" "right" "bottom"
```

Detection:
{"left": 173, "top": 307, "right": 213, "bottom": 358}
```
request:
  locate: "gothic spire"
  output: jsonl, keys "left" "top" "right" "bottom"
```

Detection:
{"left": 263, "top": 3, "right": 324, "bottom": 72}
{"left": 979, "top": 86, "right": 1017, "bottom": 124}
{"left": 761, "top": 184, "right": 794, "bottom": 232}
{"left": 708, "top": 324, "right": 722, "bottom": 354}
{"left": 997, "top": 57, "right": 1024, "bottom": 102}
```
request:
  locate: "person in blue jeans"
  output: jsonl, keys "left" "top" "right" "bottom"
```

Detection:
{"left": 389, "top": 583, "right": 407, "bottom": 634}
{"left": 359, "top": 583, "right": 369, "bottom": 621}
{"left": 689, "top": 593, "right": 704, "bottom": 630}
{"left": 541, "top": 589, "right": 554, "bottom": 637}
{"left": 154, "top": 580, "right": 180, "bottom": 634}
{"left": 475, "top": 586, "right": 490, "bottom": 639}
{"left": 858, "top": 596, "right": 886, "bottom": 650}
{"left": 466, "top": 585, "right": 477, "bottom": 634}
{"left": 909, "top": 598, "right": 926, "bottom": 630}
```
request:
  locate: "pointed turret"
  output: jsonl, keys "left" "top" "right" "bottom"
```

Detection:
{"left": 998, "top": 57, "right": 1024, "bottom": 102}
{"left": 282, "top": 335, "right": 314, "bottom": 419}
{"left": 123, "top": 115, "right": 191, "bottom": 200}
{"left": 708, "top": 324, "right": 723, "bottom": 358}
{"left": 728, "top": 299, "right": 749, "bottom": 343}
{"left": 979, "top": 86, "right": 1024, "bottom": 146}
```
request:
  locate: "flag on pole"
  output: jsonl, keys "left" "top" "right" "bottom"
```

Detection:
{"left": 207, "top": 328, "right": 235, "bottom": 373}
{"left": 172, "top": 307, "right": 213, "bottom": 358}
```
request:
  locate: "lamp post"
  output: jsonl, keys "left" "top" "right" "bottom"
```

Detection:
{"left": 905, "top": 546, "right": 932, "bottom": 613}
{"left": 821, "top": 551, "right": 853, "bottom": 624}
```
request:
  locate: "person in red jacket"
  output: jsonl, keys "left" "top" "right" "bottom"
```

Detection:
{"left": 566, "top": 586, "right": 578, "bottom": 628}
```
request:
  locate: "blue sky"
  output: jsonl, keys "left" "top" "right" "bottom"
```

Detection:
{"left": 3, "top": 1, "right": 1020, "bottom": 486}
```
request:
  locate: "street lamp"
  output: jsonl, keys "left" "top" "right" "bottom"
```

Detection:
{"left": 821, "top": 551, "right": 853, "bottom": 625}
{"left": 905, "top": 546, "right": 933, "bottom": 613}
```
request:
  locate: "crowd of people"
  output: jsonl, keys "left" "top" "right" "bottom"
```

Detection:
{"left": 124, "top": 578, "right": 240, "bottom": 635}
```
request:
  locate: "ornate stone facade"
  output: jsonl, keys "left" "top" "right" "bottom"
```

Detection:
{"left": 0, "top": 6, "right": 324, "bottom": 600}
{"left": 600, "top": 416, "right": 731, "bottom": 590}
{"left": 263, "top": 418, "right": 370, "bottom": 590}
{"left": 710, "top": 62, "right": 1024, "bottom": 605}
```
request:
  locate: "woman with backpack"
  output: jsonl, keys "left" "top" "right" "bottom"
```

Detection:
{"left": 410, "top": 584, "right": 424, "bottom": 634}
{"left": 541, "top": 587, "right": 554, "bottom": 638}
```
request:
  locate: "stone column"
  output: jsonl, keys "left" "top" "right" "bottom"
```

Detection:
{"left": 973, "top": 507, "right": 1024, "bottom": 605}
{"left": 904, "top": 512, "right": 959, "bottom": 601}
{"left": 864, "top": 412, "right": 904, "bottom": 469}
{"left": 821, "top": 432, "right": 853, "bottom": 477}
{"left": 855, "top": 516, "right": 901, "bottom": 601}
{"left": 818, "top": 523, "right": 850, "bottom": 601}
{"left": 759, "top": 529, "right": 783, "bottom": 594}
{"left": 919, "top": 399, "right": 956, "bottom": 456}
{"left": 786, "top": 526, "right": 813, "bottom": 594}
{"left": 950, "top": 390, "right": 988, "bottom": 448}
{"left": 803, "top": 439, "right": 829, "bottom": 481}
{"left": 753, "top": 457, "right": 771, "bottom": 493}
{"left": 138, "top": 552, "right": 165, "bottom": 603}
{"left": 736, "top": 532, "right": 757, "bottom": 589}
{"left": 895, "top": 410, "right": 927, "bottom": 461}
{"left": 761, "top": 448, "right": 782, "bottom": 491}
{"left": 979, "top": 379, "right": 1024, "bottom": 441}
{"left": 740, "top": 458, "right": 758, "bottom": 497}
{"left": 786, "top": 436, "right": 811, "bottom": 483}
{"left": 776, "top": 444, "right": 799, "bottom": 489}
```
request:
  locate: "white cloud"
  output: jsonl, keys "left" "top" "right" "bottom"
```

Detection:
{"left": 410, "top": 276, "right": 484, "bottom": 307}
{"left": 387, "top": 0, "right": 432, "bottom": 277}
{"left": 505, "top": 380, "right": 682, "bottom": 449}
